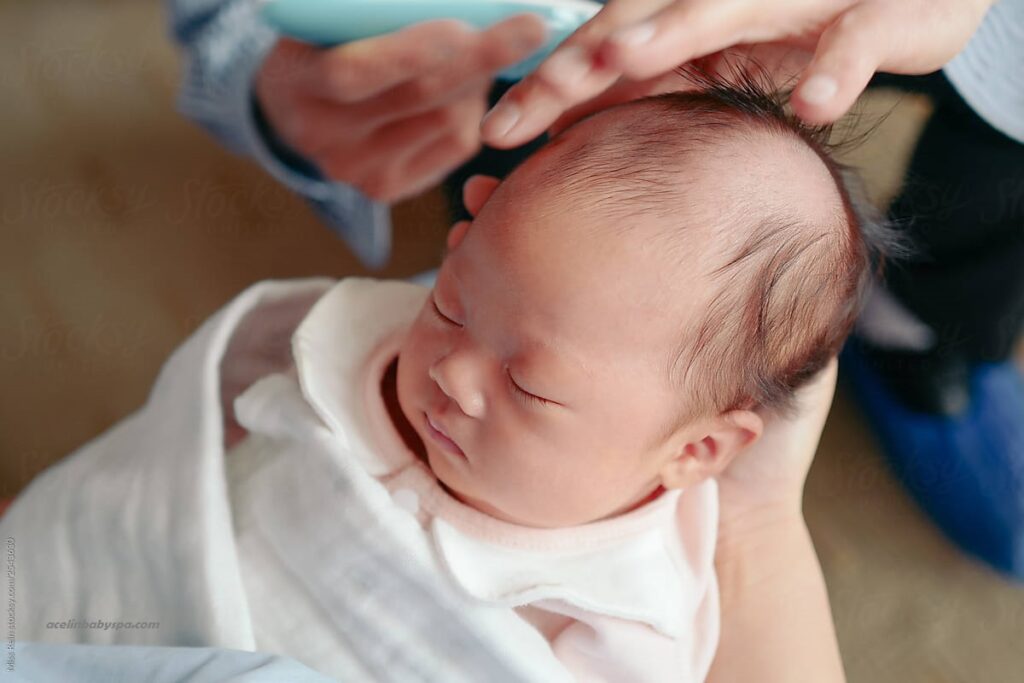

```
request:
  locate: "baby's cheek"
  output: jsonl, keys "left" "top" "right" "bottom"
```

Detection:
{"left": 395, "top": 342, "right": 427, "bottom": 408}
{"left": 406, "top": 318, "right": 446, "bottom": 366}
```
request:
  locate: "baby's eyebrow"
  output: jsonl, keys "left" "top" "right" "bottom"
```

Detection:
{"left": 515, "top": 333, "right": 594, "bottom": 391}
{"left": 448, "top": 245, "right": 591, "bottom": 386}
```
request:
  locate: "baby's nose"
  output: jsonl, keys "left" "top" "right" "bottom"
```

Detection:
{"left": 429, "top": 362, "right": 486, "bottom": 418}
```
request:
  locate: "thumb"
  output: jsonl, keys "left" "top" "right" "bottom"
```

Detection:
{"left": 791, "top": 6, "right": 890, "bottom": 125}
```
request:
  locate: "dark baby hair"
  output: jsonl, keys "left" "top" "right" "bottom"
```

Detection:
{"left": 548, "top": 66, "right": 901, "bottom": 418}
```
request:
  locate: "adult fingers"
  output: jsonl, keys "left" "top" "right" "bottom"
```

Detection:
{"left": 479, "top": 0, "right": 836, "bottom": 146}
{"left": 390, "top": 127, "right": 485, "bottom": 202}
{"left": 479, "top": 0, "right": 659, "bottom": 147}
{"left": 333, "top": 95, "right": 486, "bottom": 202}
{"left": 481, "top": 62, "right": 687, "bottom": 147}
{"left": 358, "top": 15, "right": 544, "bottom": 124}
{"left": 315, "top": 106, "right": 459, "bottom": 182}
{"left": 291, "top": 74, "right": 486, "bottom": 158}
{"left": 600, "top": 0, "right": 768, "bottom": 80}
{"left": 480, "top": 67, "right": 620, "bottom": 148}
{"left": 546, "top": 70, "right": 691, "bottom": 138}
{"left": 531, "top": 0, "right": 660, "bottom": 87}
{"left": 364, "top": 86, "right": 489, "bottom": 156}
{"left": 790, "top": 4, "right": 890, "bottom": 124}
{"left": 274, "top": 94, "right": 362, "bottom": 158}
{"left": 257, "top": 38, "right": 322, "bottom": 91}
{"left": 305, "top": 20, "right": 477, "bottom": 102}
{"left": 307, "top": 14, "right": 546, "bottom": 105}
{"left": 472, "top": 13, "right": 549, "bottom": 75}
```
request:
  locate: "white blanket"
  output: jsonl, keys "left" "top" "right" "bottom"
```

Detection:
{"left": 1, "top": 279, "right": 556, "bottom": 682}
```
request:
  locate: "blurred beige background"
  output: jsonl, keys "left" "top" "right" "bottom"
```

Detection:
{"left": 1, "top": 1, "right": 1023, "bottom": 681}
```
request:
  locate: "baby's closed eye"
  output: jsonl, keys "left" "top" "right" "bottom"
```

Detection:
{"left": 431, "top": 294, "right": 462, "bottom": 327}
{"left": 507, "top": 368, "right": 556, "bottom": 407}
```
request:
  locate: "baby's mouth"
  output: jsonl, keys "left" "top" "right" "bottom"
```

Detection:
{"left": 423, "top": 412, "right": 466, "bottom": 460}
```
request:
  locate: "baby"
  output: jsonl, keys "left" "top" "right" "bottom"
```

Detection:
{"left": 1, "top": 77, "right": 886, "bottom": 682}
{"left": 226, "top": 78, "right": 885, "bottom": 681}
{"left": 394, "top": 90, "right": 870, "bottom": 529}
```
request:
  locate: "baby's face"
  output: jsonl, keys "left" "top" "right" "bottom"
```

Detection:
{"left": 396, "top": 142, "right": 710, "bottom": 528}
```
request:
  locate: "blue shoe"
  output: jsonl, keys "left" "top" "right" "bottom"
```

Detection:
{"left": 841, "top": 340, "right": 1024, "bottom": 578}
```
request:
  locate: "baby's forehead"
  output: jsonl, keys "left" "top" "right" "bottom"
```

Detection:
{"left": 533, "top": 102, "right": 845, "bottom": 245}
{"left": 494, "top": 99, "right": 848, "bottom": 329}
{"left": 481, "top": 92, "right": 851, "bottom": 296}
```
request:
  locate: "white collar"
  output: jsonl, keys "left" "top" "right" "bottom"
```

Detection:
{"left": 290, "top": 278, "right": 718, "bottom": 638}
{"left": 291, "top": 277, "right": 427, "bottom": 475}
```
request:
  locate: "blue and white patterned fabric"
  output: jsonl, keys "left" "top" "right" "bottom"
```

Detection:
{"left": 164, "top": 0, "right": 1023, "bottom": 267}
{"left": 165, "top": 0, "right": 392, "bottom": 267}
{"left": 943, "top": 0, "right": 1024, "bottom": 144}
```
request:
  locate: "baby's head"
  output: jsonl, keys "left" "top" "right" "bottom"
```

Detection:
{"left": 397, "top": 79, "right": 889, "bottom": 528}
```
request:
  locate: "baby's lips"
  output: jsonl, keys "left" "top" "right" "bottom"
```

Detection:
{"left": 425, "top": 410, "right": 467, "bottom": 459}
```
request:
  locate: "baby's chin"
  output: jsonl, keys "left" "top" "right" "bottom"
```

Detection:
{"left": 414, "top": 439, "right": 516, "bottom": 524}
{"left": 421, "top": 442, "right": 481, "bottom": 508}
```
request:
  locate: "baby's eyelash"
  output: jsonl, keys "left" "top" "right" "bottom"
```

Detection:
{"left": 430, "top": 296, "right": 460, "bottom": 326}
{"left": 507, "top": 369, "right": 553, "bottom": 407}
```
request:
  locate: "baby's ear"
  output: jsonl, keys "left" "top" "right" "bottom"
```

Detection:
{"left": 659, "top": 410, "right": 763, "bottom": 489}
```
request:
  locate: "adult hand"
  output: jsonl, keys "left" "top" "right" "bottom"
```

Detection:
{"left": 708, "top": 360, "right": 844, "bottom": 683}
{"left": 716, "top": 359, "right": 838, "bottom": 530}
{"left": 256, "top": 16, "right": 546, "bottom": 203}
{"left": 482, "top": 0, "right": 995, "bottom": 148}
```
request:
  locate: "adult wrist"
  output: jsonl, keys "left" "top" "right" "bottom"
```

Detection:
{"left": 714, "top": 513, "right": 814, "bottom": 606}
{"left": 716, "top": 507, "right": 808, "bottom": 573}
{"left": 717, "top": 494, "right": 805, "bottom": 542}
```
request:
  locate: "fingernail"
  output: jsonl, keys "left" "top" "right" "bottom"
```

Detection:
{"left": 799, "top": 75, "right": 838, "bottom": 105}
{"left": 482, "top": 102, "right": 520, "bottom": 139}
{"left": 612, "top": 22, "right": 656, "bottom": 48}
{"left": 539, "top": 46, "right": 591, "bottom": 87}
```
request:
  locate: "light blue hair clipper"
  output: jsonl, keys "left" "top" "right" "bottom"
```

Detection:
{"left": 260, "top": 0, "right": 601, "bottom": 80}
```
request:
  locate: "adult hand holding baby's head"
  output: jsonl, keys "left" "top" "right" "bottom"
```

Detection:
{"left": 482, "top": 0, "right": 994, "bottom": 147}
{"left": 715, "top": 359, "right": 838, "bottom": 532}
{"left": 256, "top": 16, "right": 546, "bottom": 203}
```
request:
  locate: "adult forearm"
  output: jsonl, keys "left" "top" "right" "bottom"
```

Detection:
{"left": 707, "top": 512, "right": 845, "bottom": 683}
